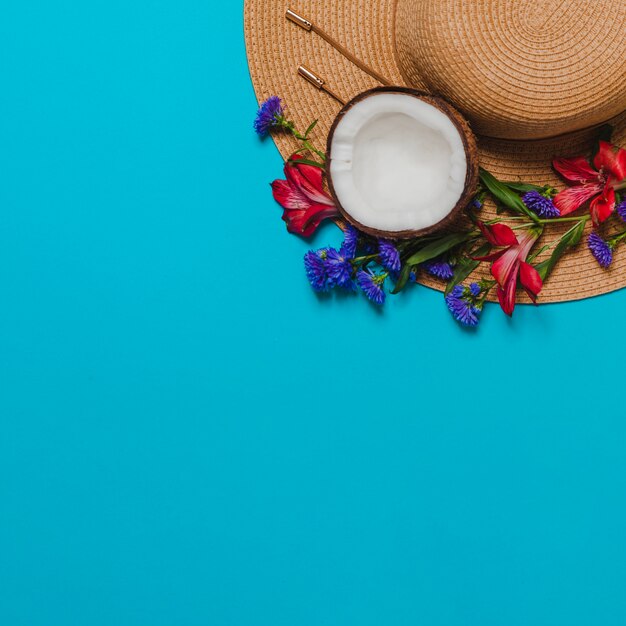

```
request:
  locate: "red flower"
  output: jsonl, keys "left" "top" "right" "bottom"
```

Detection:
{"left": 553, "top": 141, "right": 626, "bottom": 225}
{"left": 475, "top": 222, "right": 543, "bottom": 316}
{"left": 271, "top": 156, "right": 338, "bottom": 237}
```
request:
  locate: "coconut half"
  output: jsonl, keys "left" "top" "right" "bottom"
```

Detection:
{"left": 327, "top": 87, "right": 479, "bottom": 239}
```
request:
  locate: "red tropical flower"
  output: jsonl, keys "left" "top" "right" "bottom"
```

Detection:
{"left": 475, "top": 222, "right": 543, "bottom": 316}
{"left": 271, "top": 156, "right": 338, "bottom": 237}
{"left": 553, "top": 141, "right": 626, "bottom": 225}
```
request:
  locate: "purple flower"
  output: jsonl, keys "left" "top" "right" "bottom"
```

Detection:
{"left": 587, "top": 232, "right": 613, "bottom": 268}
{"left": 356, "top": 269, "right": 386, "bottom": 305}
{"left": 341, "top": 225, "right": 359, "bottom": 259}
{"left": 254, "top": 96, "right": 284, "bottom": 137}
{"left": 445, "top": 285, "right": 482, "bottom": 327}
{"left": 523, "top": 191, "right": 560, "bottom": 219}
{"left": 304, "top": 248, "right": 330, "bottom": 292}
{"left": 470, "top": 197, "right": 483, "bottom": 211}
{"left": 326, "top": 248, "right": 354, "bottom": 290}
{"left": 469, "top": 282, "right": 481, "bottom": 297}
{"left": 423, "top": 256, "right": 454, "bottom": 280}
{"left": 616, "top": 199, "right": 626, "bottom": 223}
{"left": 378, "top": 240, "right": 401, "bottom": 274}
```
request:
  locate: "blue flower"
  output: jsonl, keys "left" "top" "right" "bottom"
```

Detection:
{"left": 341, "top": 225, "right": 359, "bottom": 259}
{"left": 522, "top": 190, "right": 560, "bottom": 218}
{"left": 445, "top": 284, "right": 482, "bottom": 327}
{"left": 470, "top": 197, "right": 483, "bottom": 211}
{"left": 326, "top": 248, "right": 354, "bottom": 290}
{"left": 587, "top": 232, "right": 613, "bottom": 268}
{"left": 378, "top": 240, "right": 401, "bottom": 273}
{"left": 254, "top": 96, "right": 285, "bottom": 137}
{"left": 616, "top": 199, "right": 626, "bottom": 223}
{"left": 357, "top": 269, "right": 386, "bottom": 305}
{"left": 423, "top": 256, "right": 454, "bottom": 280}
{"left": 304, "top": 248, "right": 331, "bottom": 292}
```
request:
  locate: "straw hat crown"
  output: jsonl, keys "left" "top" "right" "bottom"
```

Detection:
{"left": 395, "top": 0, "right": 626, "bottom": 140}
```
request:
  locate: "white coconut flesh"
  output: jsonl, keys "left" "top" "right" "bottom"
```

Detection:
{"left": 329, "top": 93, "right": 469, "bottom": 233}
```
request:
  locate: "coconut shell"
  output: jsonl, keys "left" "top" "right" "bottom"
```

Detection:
{"left": 326, "top": 87, "right": 479, "bottom": 240}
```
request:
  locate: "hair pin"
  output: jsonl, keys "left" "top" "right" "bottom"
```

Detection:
{"left": 297, "top": 65, "right": 346, "bottom": 105}
{"left": 286, "top": 8, "right": 391, "bottom": 87}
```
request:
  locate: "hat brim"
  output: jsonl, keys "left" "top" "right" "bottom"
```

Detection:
{"left": 244, "top": 0, "right": 626, "bottom": 303}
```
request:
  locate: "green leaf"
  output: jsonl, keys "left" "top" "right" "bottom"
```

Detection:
{"left": 567, "top": 219, "right": 586, "bottom": 246}
{"left": 391, "top": 264, "right": 414, "bottom": 295}
{"left": 501, "top": 181, "right": 545, "bottom": 193}
{"left": 535, "top": 219, "right": 586, "bottom": 281}
{"left": 404, "top": 232, "right": 472, "bottom": 267}
{"left": 287, "top": 157, "right": 325, "bottom": 170}
{"left": 479, "top": 169, "right": 538, "bottom": 220}
{"left": 304, "top": 119, "right": 318, "bottom": 139}
{"left": 444, "top": 243, "right": 491, "bottom": 296}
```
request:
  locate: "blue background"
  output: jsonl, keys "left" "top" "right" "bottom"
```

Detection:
{"left": 1, "top": 2, "right": 625, "bottom": 625}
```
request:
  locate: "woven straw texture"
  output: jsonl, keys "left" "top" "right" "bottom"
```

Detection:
{"left": 396, "top": 0, "right": 626, "bottom": 140}
{"left": 244, "top": 0, "right": 626, "bottom": 303}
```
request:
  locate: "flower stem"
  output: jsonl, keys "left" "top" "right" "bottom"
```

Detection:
{"left": 351, "top": 254, "right": 378, "bottom": 265}
{"left": 477, "top": 282, "right": 496, "bottom": 306}
{"left": 489, "top": 215, "right": 589, "bottom": 227}
{"left": 539, "top": 216, "right": 591, "bottom": 224}
{"left": 292, "top": 131, "right": 326, "bottom": 161}
{"left": 540, "top": 230, "right": 573, "bottom": 253}
{"left": 609, "top": 230, "right": 626, "bottom": 246}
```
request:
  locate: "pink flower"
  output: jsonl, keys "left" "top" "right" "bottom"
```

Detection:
{"left": 553, "top": 141, "right": 626, "bottom": 225}
{"left": 475, "top": 222, "right": 543, "bottom": 316}
{"left": 271, "top": 156, "right": 338, "bottom": 237}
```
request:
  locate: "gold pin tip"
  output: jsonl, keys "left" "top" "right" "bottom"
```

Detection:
{"left": 298, "top": 65, "right": 325, "bottom": 89}
{"left": 286, "top": 9, "right": 312, "bottom": 31}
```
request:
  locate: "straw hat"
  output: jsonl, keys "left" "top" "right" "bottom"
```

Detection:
{"left": 244, "top": 0, "right": 626, "bottom": 303}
